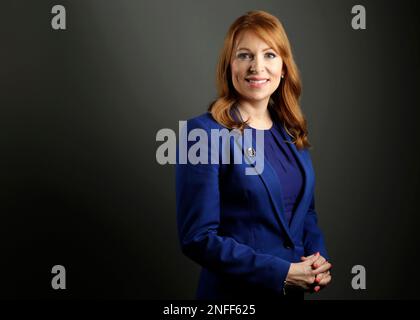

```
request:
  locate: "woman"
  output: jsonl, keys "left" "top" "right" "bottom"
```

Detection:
{"left": 175, "top": 10, "right": 332, "bottom": 300}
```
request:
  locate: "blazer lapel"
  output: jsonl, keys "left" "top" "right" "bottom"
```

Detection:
{"left": 228, "top": 106, "right": 313, "bottom": 244}
{"left": 232, "top": 124, "right": 295, "bottom": 246}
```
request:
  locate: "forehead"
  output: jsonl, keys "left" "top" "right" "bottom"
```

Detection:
{"left": 234, "top": 30, "right": 273, "bottom": 50}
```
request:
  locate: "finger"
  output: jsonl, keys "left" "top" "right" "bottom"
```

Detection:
{"left": 301, "top": 251, "right": 321, "bottom": 261}
{"left": 313, "top": 263, "right": 331, "bottom": 275}
{"left": 312, "top": 262, "right": 332, "bottom": 275}
{"left": 314, "top": 271, "right": 330, "bottom": 287}
{"left": 320, "top": 270, "right": 331, "bottom": 280}
{"left": 318, "top": 274, "right": 332, "bottom": 286}
{"left": 312, "top": 256, "right": 327, "bottom": 269}
{"left": 303, "top": 252, "right": 320, "bottom": 265}
{"left": 301, "top": 254, "right": 315, "bottom": 261}
{"left": 303, "top": 272, "right": 317, "bottom": 287}
{"left": 314, "top": 272, "right": 326, "bottom": 283}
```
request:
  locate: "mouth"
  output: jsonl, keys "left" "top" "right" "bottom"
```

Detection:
{"left": 245, "top": 78, "right": 269, "bottom": 84}
{"left": 245, "top": 78, "right": 270, "bottom": 88}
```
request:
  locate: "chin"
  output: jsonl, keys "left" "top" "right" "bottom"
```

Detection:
{"left": 246, "top": 94, "right": 271, "bottom": 102}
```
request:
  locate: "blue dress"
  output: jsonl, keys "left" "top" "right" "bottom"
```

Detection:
{"left": 251, "top": 124, "right": 304, "bottom": 226}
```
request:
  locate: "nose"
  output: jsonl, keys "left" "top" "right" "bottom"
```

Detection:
{"left": 250, "top": 55, "right": 264, "bottom": 73}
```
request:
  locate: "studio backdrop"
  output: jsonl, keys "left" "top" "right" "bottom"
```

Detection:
{"left": 1, "top": 0, "right": 419, "bottom": 299}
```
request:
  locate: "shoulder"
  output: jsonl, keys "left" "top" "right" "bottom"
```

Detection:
{"left": 184, "top": 112, "right": 226, "bottom": 132}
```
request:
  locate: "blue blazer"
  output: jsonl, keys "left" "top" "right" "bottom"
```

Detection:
{"left": 175, "top": 111, "right": 329, "bottom": 299}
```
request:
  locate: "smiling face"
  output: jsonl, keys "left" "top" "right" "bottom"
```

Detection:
{"left": 230, "top": 30, "right": 284, "bottom": 105}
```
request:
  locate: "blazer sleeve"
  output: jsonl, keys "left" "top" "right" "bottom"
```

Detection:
{"left": 302, "top": 188, "right": 330, "bottom": 261}
{"left": 175, "top": 116, "right": 291, "bottom": 295}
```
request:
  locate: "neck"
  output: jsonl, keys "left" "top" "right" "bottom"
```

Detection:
{"left": 237, "top": 99, "right": 273, "bottom": 129}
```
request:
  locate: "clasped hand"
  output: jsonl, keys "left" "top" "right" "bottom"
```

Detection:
{"left": 285, "top": 252, "right": 332, "bottom": 293}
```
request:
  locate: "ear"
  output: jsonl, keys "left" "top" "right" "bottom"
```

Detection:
{"left": 281, "top": 68, "right": 286, "bottom": 78}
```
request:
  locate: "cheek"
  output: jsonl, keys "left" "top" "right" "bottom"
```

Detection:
{"left": 230, "top": 64, "right": 244, "bottom": 85}
{"left": 268, "top": 70, "right": 283, "bottom": 86}
{"left": 232, "top": 60, "right": 249, "bottom": 73}
{"left": 271, "top": 62, "right": 283, "bottom": 77}
{"left": 230, "top": 65, "right": 241, "bottom": 92}
{"left": 231, "top": 63, "right": 240, "bottom": 77}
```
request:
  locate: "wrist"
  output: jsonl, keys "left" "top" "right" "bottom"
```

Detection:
{"left": 285, "top": 263, "right": 296, "bottom": 282}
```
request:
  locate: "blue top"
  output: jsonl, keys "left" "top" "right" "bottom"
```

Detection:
{"left": 251, "top": 124, "right": 304, "bottom": 226}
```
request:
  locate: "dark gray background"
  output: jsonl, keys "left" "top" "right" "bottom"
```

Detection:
{"left": 1, "top": 0, "right": 419, "bottom": 299}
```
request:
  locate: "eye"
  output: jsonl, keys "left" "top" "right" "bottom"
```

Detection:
{"left": 265, "top": 52, "right": 277, "bottom": 59}
{"left": 237, "top": 52, "right": 252, "bottom": 60}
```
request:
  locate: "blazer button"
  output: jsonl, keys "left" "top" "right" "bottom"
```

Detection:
{"left": 284, "top": 244, "right": 292, "bottom": 249}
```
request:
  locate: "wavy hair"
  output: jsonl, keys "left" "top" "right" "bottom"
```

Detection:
{"left": 208, "top": 10, "right": 310, "bottom": 150}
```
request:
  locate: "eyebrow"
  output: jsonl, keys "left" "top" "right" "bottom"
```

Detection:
{"left": 236, "top": 47, "right": 274, "bottom": 52}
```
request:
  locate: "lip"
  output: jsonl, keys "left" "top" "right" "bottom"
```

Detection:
{"left": 245, "top": 77, "right": 270, "bottom": 88}
{"left": 245, "top": 77, "right": 269, "bottom": 81}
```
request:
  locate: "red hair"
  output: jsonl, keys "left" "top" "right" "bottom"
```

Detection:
{"left": 208, "top": 10, "right": 310, "bottom": 150}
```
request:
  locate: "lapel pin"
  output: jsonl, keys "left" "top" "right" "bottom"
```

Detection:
{"left": 247, "top": 147, "right": 256, "bottom": 158}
